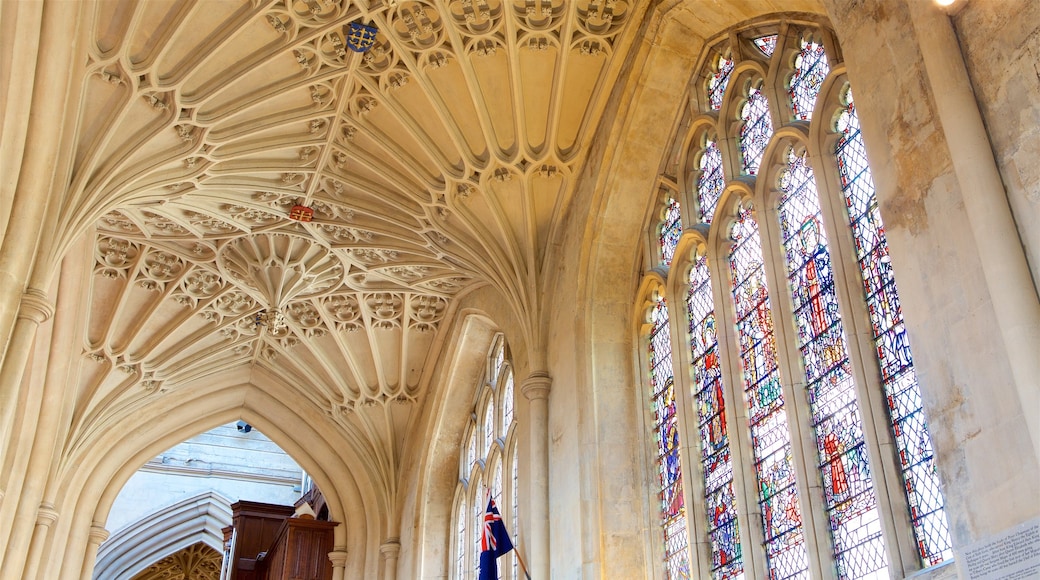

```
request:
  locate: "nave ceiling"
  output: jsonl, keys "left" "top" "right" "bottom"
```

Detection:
{"left": 63, "top": 0, "right": 640, "bottom": 502}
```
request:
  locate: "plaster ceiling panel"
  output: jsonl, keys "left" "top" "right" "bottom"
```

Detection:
{"left": 470, "top": 51, "right": 517, "bottom": 155}
{"left": 529, "top": 172, "right": 566, "bottom": 265}
{"left": 554, "top": 50, "right": 606, "bottom": 158}
{"left": 89, "top": 236, "right": 144, "bottom": 349}
{"left": 106, "top": 248, "right": 190, "bottom": 355}
{"left": 144, "top": 1, "right": 255, "bottom": 81}
{"left": 75, "top": 75, "right": 134, "bottom": 174}
{"left": 352, "top": 97, "right": 451, "bottom": 182}
{"left": 82, "top": 97, "right": 176, "bottom": 195}
{"left": 207, "top": 120, "right": 326, "bottom": 160}
{"left": 123, "top": 0, "right": 195, "bottom": 68}
{"left": 518, "top": 44, "right": 559, "bottom": 155}
{"left": 92, "top": 0, "right": 135, "bottom": 56}
{"left": 453, "top": 186, "right": 515, "bottom": 267}
{"left": 426, "top": 60, "right": 492, "bottom": 164}
{"left": 193, "top": 75, "right": 330, "bottom": 127}
{"left": 161, "top": 16, "right": 285, "bottom": 96}
{"left": 380, "top": 79, "right": 467, "bottom": 172}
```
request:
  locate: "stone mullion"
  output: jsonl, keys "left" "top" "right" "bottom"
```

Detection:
{"left": 519, "top": 372, "right": 550, "bottom": 580}
{"left": 805, "top": 85, "right": 921, "bottom": 576}
{"left": 706, "top": 228, "right": 767, "bottom": 580}
{"left": 753, "top": 189, "right": 836, "bottom": 580}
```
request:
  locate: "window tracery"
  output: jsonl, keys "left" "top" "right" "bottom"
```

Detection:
{"left": 453, "top": 334, "right": 520, "bottom": 579}
{"left": 639, "top": 18, "right": 951, "bottom": 580}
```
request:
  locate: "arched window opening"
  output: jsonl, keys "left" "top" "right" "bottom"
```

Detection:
{"left": 729, "top": 202, "right": 810, "bottom": 579}
{"left": 739, "top": 84, "right": 774, "bottom": 176}
{"left": 776, "top": 148, "right": 889, "bottom": 578}
{"left": 453, "top": 335, "right": 521, "bottom": 579}
{"left": 835, "top": 89, "right": 953, "bottom": 566}
{"left": 687, "top": 254, "right": 744, "bottom": 580}
{"left": 649, "top": 298, "right": 692, "bottom": 579}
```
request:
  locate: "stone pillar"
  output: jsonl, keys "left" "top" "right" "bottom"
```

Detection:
{"left": 907, "top": 0, "right": 1040, "bottom": 456}
{"left": 380, "top": 538, "right": 400, "bottom": 580}
{"left": 0, "top": 289, "right": 53, "bottom": 498}
{"left": 78, "top": 525, "right": 109, "bottom": 580}
{"left": 20, "top": 504, "right": 58, "bottom": 580}
{"left": 328, "top": 549, "right": 348, "bottom": 580}
{"left": 521, "top": 372, "right": 551, "bottom": 579}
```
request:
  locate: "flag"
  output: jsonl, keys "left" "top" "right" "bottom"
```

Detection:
{"left": 478, "top": 498, "right": 513, "bottom": 580}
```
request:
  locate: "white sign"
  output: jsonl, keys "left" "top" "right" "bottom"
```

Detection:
{"left": 958, "top": 518, "right": 1040, "bottom": 580}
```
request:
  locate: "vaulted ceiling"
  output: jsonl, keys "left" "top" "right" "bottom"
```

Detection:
{"left": 67, "top": 0, "right": 640, "bottom": 495}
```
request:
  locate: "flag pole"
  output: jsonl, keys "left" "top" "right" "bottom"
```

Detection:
{"left": 513, "top": 547, "right": 533, "bottom": 580}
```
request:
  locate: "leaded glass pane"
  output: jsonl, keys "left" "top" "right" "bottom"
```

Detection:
{"left": 708, "top": 54, "right": 735, "bottom": 110}
{"left": 484, "top": 399, "right": 495, "bottom": 456}
{"left": 788, "top": 38, "right": 830, "bottom": 121}
{"left": 777, "top": 149, "right": 889, "bottom": 579}
{"left": 687, "top": 255, "right": 744, "bottom": 580}
{"left": 729, "top": 202, "right": 809, "bottom": 580}
{"left": 835, "top": 93, "right": 953, "bottom": 566}
{"left": 493, "top": 338, "right": 505, "bottom": 383}
{"left": 649, "top": 300, "right": 692, "bottom": 579}
{"left": 661, "top": 197, "right": 683, "bottom": 266}
{"left": 754, "top": 35, "right": 778, "bottom": 57}
{"left": 739, "top": 86, "right": 773, "bottom": 176}
{"left": 697, "top": 139, "right": 725, "bottom": 224}
{"left": 467, "top": 427, "right": 477, "bottom": 472}
{"left": 473, "top": 478, "right": 487, "bottom": 574}
{"left": 502, "top": 370, "right": 514, "bottom": 434}
{"left": 457, "top": 498, "right": 467, "bottom": 580}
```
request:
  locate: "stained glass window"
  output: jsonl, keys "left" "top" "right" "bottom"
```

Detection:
{"left": 484, "top": 399, "right": 495, "bottom": 455}
{"left": 777, "top": 149, "right": 889, "bottom": 579}
{"left": 789, "top": 38, "right": 830, "bottom": 121}
{"left": 661, "top": 197, "right": 683, "bottom": 266}
{"left": 687, "top": 255, "right": 744, "bottom": 580}
{"left": 697, "top": 139, "right": 725, "bottom": 224}
{"left": 502, "top": 370, "right": 514, "bottom": 434}
{"left": 754, "top": 35, "right": 778, "bottom": 57}
{"left": 835, "top": 91, "right": 953, "bottom": 566}
{"left": 467, "top": 428, "right": 477, "bottom": 471}
{"left": 649, "top": 299, "right": 692, "bottom": 580}
{"left": 729, "top": 202, "right": 810, "bottom": 580}
{"left": 708, "top": 54, "right": 735, "bottom": 110}
{"left": 739, "top": 85, "right": 774, "bottom": 176}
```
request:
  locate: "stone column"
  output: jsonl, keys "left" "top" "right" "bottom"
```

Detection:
{"left": 78, "top": 525, "right": 109, "bottom": 580}
{"left": 521, "top": 372, "right": 551, "bottom": 579}
{"left": 328, "top": 549, "right": 349, "bottom": 580}
{"left": 20, "top": 504, "right": 58, "bottom": 580}
{"left": 0, "top": 289, "right": 53, "bottom": 498}
{"left": 380, "top": 538, "right": 400, "bottom": 580}
{"left": 907, "top": 0, "right": 1040, "bottom": 456}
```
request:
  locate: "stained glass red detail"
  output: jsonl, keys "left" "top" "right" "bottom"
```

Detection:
{"left": 729, "top": 203, "right": 809, "bottom": 580}
{"left": 708, "top": 55, "right": 735, "bottom": 110}
{"left": 788, "top": 39, "right": 830, "bottom": 121}
{"left": 650, "top": 300, "right": 692, "bottom": 579}
{"left": 661, "top": 197, "right": 683, "bottom": 266}
{"left": 697, "top": 140, "right": 725, "bottom": 224}
{"left": 753, "top": 35, "right": 778, "bottom": 57}
{"left": 777, "top": 149, "right": 889, "bottom": 579}
{"left": 739, "top": 86, "right": 773, "bottom": 176}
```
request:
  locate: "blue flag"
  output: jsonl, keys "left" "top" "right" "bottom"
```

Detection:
{"left": 478, "top": 498, "right": 513, "bottom": 580}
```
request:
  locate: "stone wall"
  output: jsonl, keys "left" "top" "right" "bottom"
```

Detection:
{"left": 953, "top": 0, "right": 1040, "bottom": 291}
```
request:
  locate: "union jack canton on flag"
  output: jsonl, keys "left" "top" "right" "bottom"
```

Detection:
{"left": 478, "top": 498, "right": 514, "bottom": 580}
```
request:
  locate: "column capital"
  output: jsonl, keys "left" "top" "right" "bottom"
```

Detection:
{"left": 36, "top": 503, "right": 58, "bottom": 527}
{"left": 380, "top": 538, "right": 401, "bottom": 557}
{"left": 18, "top": 288, "right": 53, "bottom": 324}
{"left": 88, "top": 524, "right": 109, "bottom": 545}
{"left": 328, "top": 549, "right": 349, "bottom": 568}
{"left": 520, "top": 371, "right": 552, "bottom": 401}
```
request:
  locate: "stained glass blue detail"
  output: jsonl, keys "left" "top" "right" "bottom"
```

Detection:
{"left": 650, "top": 300, "right": 692, "bottom": 579}
{"left": 729, "top": 202, "right": 809, "bottom": 580}
{"left": 709, "top": 55, "right": 735, "bottom": 110}
{"left": 835, "top": 92, "right": 953, "bottom": 567}
{"left": 777, "top": 149, "right": 889, "bottom": 579}
{"left": 688, "top": 255, "right": 744, "bottom": 580}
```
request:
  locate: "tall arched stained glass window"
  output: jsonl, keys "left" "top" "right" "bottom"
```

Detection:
{"left": 776, "top": 148, "right": 889, "bottom": 579}
{"left": 452, "top": 334, "right": 521, "bottom": 579}
{"left": 697, "top": 139, "right": 725, "bottom": 224}
{"left": 739, "top": 85, "right": 774, "bottom": 176}
{"left": 729, "top": 202, "right": 809, "bottom": 580}
{"left": 835, "top": 90, "right": 953, "bottom": 566}
{"left": 649, "top": 298, "right": 692, "bottom": 580}
{"left": 687, "top": 254, "right": 743, "bottom": 580}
